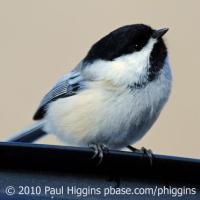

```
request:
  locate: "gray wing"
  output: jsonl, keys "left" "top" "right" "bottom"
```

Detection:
{"left": 33, "top": 63, "right": 85, "bottom": 120}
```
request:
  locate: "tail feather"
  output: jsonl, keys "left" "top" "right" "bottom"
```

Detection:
{"left": 8, "top": 122, "right": 47, "bottom": 143}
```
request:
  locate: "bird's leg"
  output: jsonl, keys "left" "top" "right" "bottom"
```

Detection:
{"left": 126, "top": 145, "right": 138, "bottom": 152}
{"left": 89, "top": 144, "right": 120, "bottom": 186}
{"left": 127, "top": 145, "right": 154, "bottom": 166}
{"left": 89, "top": 144, "right": 109, "bottom": 165}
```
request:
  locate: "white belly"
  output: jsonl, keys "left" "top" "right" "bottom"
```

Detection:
{"left": 44, "top": 69, "right": 171, "bottom": 149}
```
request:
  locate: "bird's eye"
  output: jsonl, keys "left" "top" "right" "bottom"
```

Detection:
{"left": 134, "top": 44, "right": 140, "bottom": 50}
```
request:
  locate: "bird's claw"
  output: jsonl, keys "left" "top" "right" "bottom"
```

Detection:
{"left": 89, "top": 144, "right": 109, "bottom": 165}
{"left": 127, "top": 145, "right": 154, "bottom": 166}
{"left": 140, "top": 147, "right": 154, "bottom": 166}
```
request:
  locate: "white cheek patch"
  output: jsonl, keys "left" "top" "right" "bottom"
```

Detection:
{"left": 83, "top": 38, "right": 157, "bottom": 86}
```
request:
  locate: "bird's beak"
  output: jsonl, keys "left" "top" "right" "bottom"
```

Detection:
{"left": 152, "top": 28, "right": 169, "bottom": 39}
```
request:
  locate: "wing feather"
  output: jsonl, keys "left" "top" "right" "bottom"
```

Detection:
{"left": 33, "top": 66, "right": 85, "bottom": 120}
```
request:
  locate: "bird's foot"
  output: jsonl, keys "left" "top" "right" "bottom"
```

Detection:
{"left": 89, "top": 144, "right": 109, "bottom": 166}
{"left": 127, "top": 145, "right": 154, "bottom": 166}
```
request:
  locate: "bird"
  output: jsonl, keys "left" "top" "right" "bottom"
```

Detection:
{"left": 10, "top": 24, "right": 172, "bottom": 161}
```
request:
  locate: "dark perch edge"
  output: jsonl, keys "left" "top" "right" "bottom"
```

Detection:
{"left": 0, "top": 141, "right": 200, "bottom": 184}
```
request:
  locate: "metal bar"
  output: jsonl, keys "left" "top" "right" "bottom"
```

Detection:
{"left": 0, "top": 142, "right": 200, "bottom": 183}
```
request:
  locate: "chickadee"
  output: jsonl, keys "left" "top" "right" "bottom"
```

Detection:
{"left": 11, "top": 24, "right": 172, "bottom": 154}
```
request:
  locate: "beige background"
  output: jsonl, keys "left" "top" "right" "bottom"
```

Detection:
{"left": 0, "top": 0, "right": 199, "bottom": 158}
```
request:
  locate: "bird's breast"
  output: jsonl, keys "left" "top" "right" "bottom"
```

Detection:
{"left": 44, "top": 71, "right": 171, "bottom": 148}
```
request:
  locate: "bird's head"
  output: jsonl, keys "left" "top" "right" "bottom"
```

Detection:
{"left": 83, "top": 24, "right": 169, "bottom": 87}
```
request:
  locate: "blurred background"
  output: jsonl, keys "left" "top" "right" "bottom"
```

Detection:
{"left": 0, "top": 0, "right": 199, "bottom": 158}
